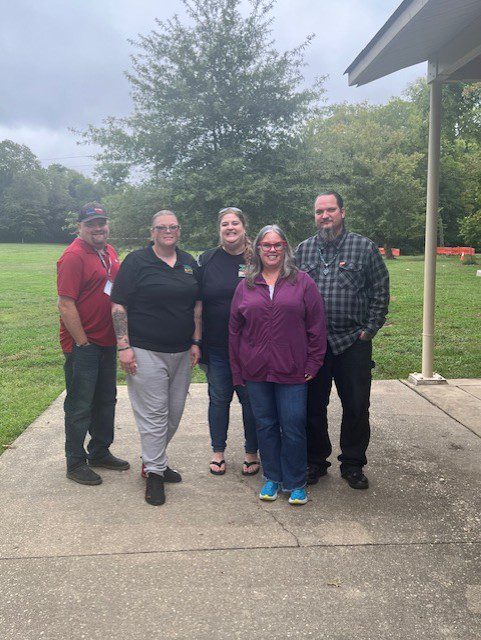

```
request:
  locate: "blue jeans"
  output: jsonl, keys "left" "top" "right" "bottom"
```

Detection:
{"left": 206, "top": 346, "right": 258, "bottom": 454}
{"left": 246, "top": 381, "right": 307, "bottom": 491}
{"left": 63, "top": 344, "right": 117, "bottom": 471}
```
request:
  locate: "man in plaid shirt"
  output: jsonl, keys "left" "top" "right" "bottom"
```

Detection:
{"left": 295, "top": 191, "right": 389, "bottom": 489}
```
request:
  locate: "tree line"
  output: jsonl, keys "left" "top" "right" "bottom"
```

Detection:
{"left": 2, "top": 0, "right": 481, "bottom": 252}
{"left": 0, "top": 140, "right": 105, "bottom": 243}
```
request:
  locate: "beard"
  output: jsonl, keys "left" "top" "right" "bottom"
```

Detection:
{"left": 318, "top": 221, "right": 345, "bottom": 243}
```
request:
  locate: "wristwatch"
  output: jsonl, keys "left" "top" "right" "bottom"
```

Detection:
{"left": 191, "top": 339, "right": 202, "bottom": 347}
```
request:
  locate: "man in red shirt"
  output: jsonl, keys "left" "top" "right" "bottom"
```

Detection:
{"left": 57, "top": 203, "right": 129, "bottom": 485}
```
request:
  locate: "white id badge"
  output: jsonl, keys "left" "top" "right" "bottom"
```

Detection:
{"left": 103, "top": 280, "right": 113, "bottom": 296}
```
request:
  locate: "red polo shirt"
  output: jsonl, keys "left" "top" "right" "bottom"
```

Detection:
{"left": 57, "top": 238, "right": 120, "bottom": 353}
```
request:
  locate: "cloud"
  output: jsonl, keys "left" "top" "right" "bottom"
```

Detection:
{"left": 1, "top": 0, "right": 135, "bottom": 128}
{"left": 0, "top": 0, "right": 425, "bottom": 173}
{"left": 271, "top": 0, "right": 424, "bottom": 102}
{"left": 0, "top": 124, "right": 100, "bottom": 175}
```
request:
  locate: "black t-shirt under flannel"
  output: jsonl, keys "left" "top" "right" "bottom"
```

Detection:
{"left": 111, "top": 246, "right": 200, "bottom": 353}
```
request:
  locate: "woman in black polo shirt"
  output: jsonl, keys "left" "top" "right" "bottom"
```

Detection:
{"left": 198, "top": 207, "right": 259, "bottom": 476}
{"left": 111, "top": 210, "right": 201, "bottom": 506}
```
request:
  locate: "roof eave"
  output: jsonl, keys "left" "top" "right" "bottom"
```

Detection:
{"left": 345, "top": 0, "right": 427, "bottom": 85}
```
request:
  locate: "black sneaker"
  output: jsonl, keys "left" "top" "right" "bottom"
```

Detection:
{"left": 341, "top": 468, "right": 369, "bottom": 490}
{"left": 306, "top": 464, "right": 328, "bottom": 485}
{"left": 67, "top": 464, "right": 102, "bottom": 486}
{"left": 145, "top": 473, "right": 165, "bottom": 506}
{"left": 163, "top": 467, "right": 182, "bottom": 483}
{"left": 141, "top": 464, "right": 182, "bottom": 482}
{"left": 89, "top": 453, "right": 130, "bottom": 471}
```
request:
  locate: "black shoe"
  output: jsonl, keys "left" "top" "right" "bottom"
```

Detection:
{"left": 67, "top": 464, "right": 102, "bottom": 486}
{"left": 306, "top": 464, "right": 328, "bottom": 485}
{"left": 341, "top": 468, "right": 369, "bottom": 490}
{"left": 141, "top": 464, "right": 182, "bottom": 482}
{"left": 145, "top": 473, "right": 165, "bottom": 506}
{"left": 163, "top": 466, "right": 182, "bottom": 483}
{"left": 89, "top": 453, "right": 130, "bottom": 471}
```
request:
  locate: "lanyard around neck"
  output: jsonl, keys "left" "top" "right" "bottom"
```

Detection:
{"left": 96, "top": 249, "right": 112, "bottom": 279}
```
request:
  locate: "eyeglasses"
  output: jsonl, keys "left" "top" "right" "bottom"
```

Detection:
{"left": 258, "top": 242, "right": 286, "bottom": 252}
{"left": 153, "top": 224, "right": 181, "bottom": 232}
{"left": 218, "top": 207, "right": 242, "bottom": 215}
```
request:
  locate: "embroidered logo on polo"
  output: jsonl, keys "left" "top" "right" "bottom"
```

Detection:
{"left": 183, "top": 265, "right": 194, "bottom": 275}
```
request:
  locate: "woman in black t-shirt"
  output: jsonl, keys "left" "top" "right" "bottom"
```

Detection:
{"left": 198, "top": 207, "right": 259, "bottom": 477}
{"left": 111, "top": 210, "right": 201, "bottom": 506}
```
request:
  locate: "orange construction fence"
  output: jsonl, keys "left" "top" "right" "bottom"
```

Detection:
{"left": 436, "top": 247, "right": 475, "bottom": 255}
{"left": 378, "top": 247, "right": 400, "bottom": 257}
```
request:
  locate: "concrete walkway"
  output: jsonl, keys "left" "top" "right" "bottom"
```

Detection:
{"left": 1, "top": 380, "right": 480, "bottom": 639}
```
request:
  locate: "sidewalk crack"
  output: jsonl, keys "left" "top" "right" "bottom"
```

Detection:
{"left": 265, "top": 510, "right": 301, "bottom": 548}
{"left": 399, "top": 379, "right": 481, "bottom": 439}
{"left": 236, "top": 476, "right": 300, "bottom": 547}
{"left": 459, "top": 386, "right": 481, "bottom": 402}
{"left": 1, "top": 539, "right": 479, "bottom": 563}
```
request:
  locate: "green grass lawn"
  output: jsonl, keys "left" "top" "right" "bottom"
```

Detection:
{"left": 1, "top": 243, "right": 480, "bottom": 450}
{"left": 1, "top": 244, "right": 66, "bottom": 450}
{"left": 375, "top": 255, "right": 481, "bottom": 378}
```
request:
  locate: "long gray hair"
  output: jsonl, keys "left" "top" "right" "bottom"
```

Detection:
{"left": 246, "top": 224, "right": 298, "bottom": 288}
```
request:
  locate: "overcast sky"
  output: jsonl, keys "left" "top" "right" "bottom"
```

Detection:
{"left": 1, "top": 0, "right": 425, "bottom": 176}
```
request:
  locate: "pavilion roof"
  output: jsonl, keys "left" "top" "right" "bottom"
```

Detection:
{"left": 346, "top": 0, "right": 481, "bottom": 86}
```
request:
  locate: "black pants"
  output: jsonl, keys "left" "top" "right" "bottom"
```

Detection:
{"left": 307, "top": 339, "right": 373, "bottom": 473}
{"left": 63, "top": 344, "right": 117, "bottom": 471}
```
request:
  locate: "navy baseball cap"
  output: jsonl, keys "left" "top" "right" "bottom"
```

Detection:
{"left": 77, "top": 202, "right": 108, "bottom": 222}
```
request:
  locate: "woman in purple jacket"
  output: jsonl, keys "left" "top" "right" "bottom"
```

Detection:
{"left": 229, "top": 225, "right": 327, "bottom": 505}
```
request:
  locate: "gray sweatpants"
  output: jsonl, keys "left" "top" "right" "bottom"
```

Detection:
{"left": 127, "top": 347, "right": 191, "bottom": 475}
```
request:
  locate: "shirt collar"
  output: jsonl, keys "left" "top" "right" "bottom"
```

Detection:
{"left": 254, "top": 274, "right": 269, "bottom": 285}
{"left": 149, "top": 244, "right": 180, "bottom": 265}
{"left": 254, "top": 273, "right": 287, "bottom": 286}
{"left": 76, "top": 237, "right": 108, "bottom": 254}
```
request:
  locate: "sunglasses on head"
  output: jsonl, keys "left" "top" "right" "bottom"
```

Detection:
{"left": 218, "top": 207, "right": 242, "bottom": 215}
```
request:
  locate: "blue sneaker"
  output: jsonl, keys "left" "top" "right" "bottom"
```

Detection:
{"left": 259, "top": 481, "right": 279, "bottom": 501}
{"left": 288, "top": 488, "right": 308, "bottom": 505}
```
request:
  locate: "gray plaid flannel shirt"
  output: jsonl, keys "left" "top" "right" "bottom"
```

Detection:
{"left": 295, "top": 230, "right": 390, "bottom": 355}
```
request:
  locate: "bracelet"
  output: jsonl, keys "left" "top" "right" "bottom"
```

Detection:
{"left": 117, "top": 345, "right": 132, "bottom": 351}
{"left": 191, "top": 339, "right": 202, "bottom": 347}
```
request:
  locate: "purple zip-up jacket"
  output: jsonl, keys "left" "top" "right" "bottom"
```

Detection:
{"left": 229, "top": 271, "right": 327, "bottom": 386}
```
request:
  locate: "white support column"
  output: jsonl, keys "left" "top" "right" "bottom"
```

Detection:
{"left": 409, "top": 80, "right": 447, "bottom": 385}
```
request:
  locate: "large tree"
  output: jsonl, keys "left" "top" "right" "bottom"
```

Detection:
{"left": 0, "top": 140, "right": 41, "bottom": 192}
{"left": 305, "top": 102, "right": 425, "bottom": 256}
{"left": 0, "top": 172, "right": 48, "bottom": 242}
{"left": 404, "top": 79, "right": 481, "bottom": 246}
{"left": 0, "top": 141, "right": 46, "bottom": 241}
{"left": 81, "top": 0, "right": 324, "bottom": 246}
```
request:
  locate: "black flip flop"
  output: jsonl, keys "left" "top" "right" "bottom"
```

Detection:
{"left": 242, "top": 460, "right": 260, "bottom": 476}
{"left": 210, "top": 460, "right": 226, "bottom": 475}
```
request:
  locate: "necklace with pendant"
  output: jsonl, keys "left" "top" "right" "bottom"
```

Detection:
{"left": 318, "top": 251, "right": 340, "bottom": 275}
{"left": 318, "top": 235, "right": 346, "bottom": 276}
